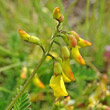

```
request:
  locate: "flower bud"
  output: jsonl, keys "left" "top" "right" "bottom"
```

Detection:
{"left": 53, "top": 7, "right": 64, "bottom": 22}
{"left": 71, "top": 46, "right": 85, "bottom": 65}
{"left": 18, "top": 29, "right": 41, "bottom": 45}
{"left": 59, "top": 15, "right": 64, "bottom": 22}
{"left": 68, "top": 31, "right": 80, "bottom": 41}
{"left": 54, "top": 61, "right": 62, "bottom": 75}
{"left": 68, "top": 35, "right": 77, "bottom": 48}
{"left": 61, "top": 46, "right": 70, "bottom": 60}
{"left": 49, "top": 75, "right": 68, "bottom": 97}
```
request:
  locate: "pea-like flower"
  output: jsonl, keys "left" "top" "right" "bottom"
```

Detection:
{"left": 71, "top": 46, "right": 86, "bottom": 65}
{"left": 49, "top": 75, "right": 68, "bottom": 97}
{"left": 49, "top": 60, "right": 69, "bottom": 97}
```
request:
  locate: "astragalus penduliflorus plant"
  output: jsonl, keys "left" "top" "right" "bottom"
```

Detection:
{"left": 6, "top": 7, "right": 91, "bottom": 110}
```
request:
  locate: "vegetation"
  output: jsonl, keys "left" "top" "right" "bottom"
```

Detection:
{"left": 0, "top": 0, "right": 110, "bottom": 110}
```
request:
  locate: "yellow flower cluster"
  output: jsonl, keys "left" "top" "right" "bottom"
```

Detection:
{"left": 50, "top": 9, "right": 91, "bottom": 97}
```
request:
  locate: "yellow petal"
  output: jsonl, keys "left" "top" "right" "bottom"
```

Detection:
{"left": 53, "top": 7, "right": 64, "bottom": 22}
{"left": 62, "top": 59, "right": 75, "bottom": 81}
{"left": 18, "top": 29, "right": 30, "bottom": 40}
{"left": 78, "top": 37, "right": 92, "bottom": 47}
{"left": 62, "top": 72, "right": 71, "bottom": 83}
{"left": 49, "top": 75, "right": 68, "bottom": 97}
{"left": 53, "top": 7, "right": 61, "bottom": 19}
{"left": 71, "top": 46, "right": 85, "bottom": 65}
{"left": 33, "top": 76, "right": 45, "bottom": 89}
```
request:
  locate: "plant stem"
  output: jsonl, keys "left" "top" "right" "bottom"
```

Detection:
{"left": 6, "top": 55, "right": 46, "bottom": 110}
{"left": 6, "top": 22, "right": 60, "bottom": 110}
{"left": 39, "top": 44, "right": 45, "bottom": 54}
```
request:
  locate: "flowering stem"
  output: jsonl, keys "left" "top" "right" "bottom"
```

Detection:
{"left": 39, "top": 44, "right": 46, "bottom": 54}
{"left": 6, "top": 22, "right": 61, "bottom": 110}
{"left": 48, "top": 53, "right": 55, "bottom": 60}
{"left": 54, "top": 41, "right": 61, "bottom": 46}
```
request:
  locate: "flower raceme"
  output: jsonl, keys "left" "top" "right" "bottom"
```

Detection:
{"left": 18, "top": 7, "right": 92, "bottom": 99}
{"left": 18, "top": 29, "right": 41, "bottom": 45}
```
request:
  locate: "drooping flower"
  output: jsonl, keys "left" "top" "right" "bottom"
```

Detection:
{"left": 65, "top": 31, "right": 92, "bottom": 65}
{"left": 49, "top": 61, "right": 68, "bottom": 97}
{"left": 18, "top": 29, "right": 41, "bottom": 45}
{"left": 62, "top": 59, "right": 75, "bottom": 81}
{"left": 71, "top": 46, "right": 85, "bottom": 65}
{"left": 33, "top": 75, "right": 45, "bottom": 89}
{"left": 49, "top": 75, "right": 68, "bottom": 97}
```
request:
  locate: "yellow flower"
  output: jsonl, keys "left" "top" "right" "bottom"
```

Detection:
{"left": 78, "top": 37, "right": 91, "bottom": 47}
{"left": 49, "top": 75, "right": 68, "bottom": 97}
{"left": 33, "top": 75, "right": 45, "bottom": 89}
{"left": 62, "top": 59, "right": 75, "bottom": 81}
{"left": 71, "top": 46, "right": 85, "bottom": 65}
{"left": 60, "top": 46, "right": 75, "bottom": 81}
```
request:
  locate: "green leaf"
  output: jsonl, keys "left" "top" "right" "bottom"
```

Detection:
{"left": 12, "top": 87, "right": 31, "bottom": 110}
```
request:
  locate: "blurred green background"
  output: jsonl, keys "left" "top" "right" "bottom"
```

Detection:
{"left": 0, "top": 0, "right": 110, "bottom": 110}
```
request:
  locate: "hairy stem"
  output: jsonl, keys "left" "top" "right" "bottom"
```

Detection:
{"left": 6, "top": 22, "right": 60, "bottom": 110}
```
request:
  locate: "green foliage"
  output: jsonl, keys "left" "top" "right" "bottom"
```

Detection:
{"left": 13, "top": 88, "right": 31, "bottom": 110}
{"left": 0, "top": 0, "right": 110, "bottom": 110}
